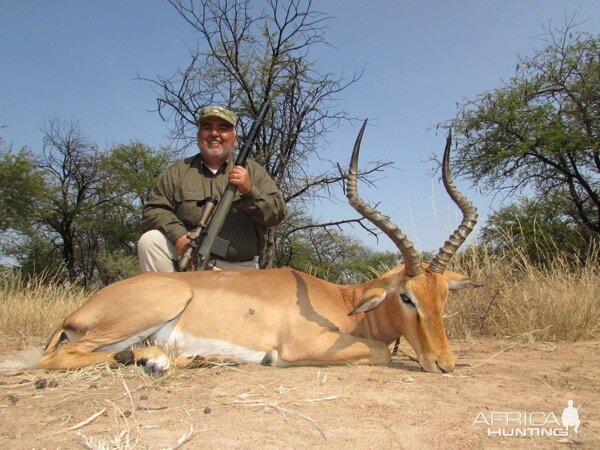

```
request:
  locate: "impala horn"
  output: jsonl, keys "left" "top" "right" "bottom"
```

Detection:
{"left": 346, "top": 120, "right": 424, "bottom": 277}
{"left": 428, "top": 130, "right": 478, "bottom": 273}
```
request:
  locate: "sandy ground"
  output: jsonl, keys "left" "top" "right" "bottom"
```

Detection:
{"left": 0, "top": 339, "right": 598, "bottom": 449}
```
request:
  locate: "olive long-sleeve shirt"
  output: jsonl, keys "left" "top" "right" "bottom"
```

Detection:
{"left": 142, "top": 153, "right": 286, "bottom": 261}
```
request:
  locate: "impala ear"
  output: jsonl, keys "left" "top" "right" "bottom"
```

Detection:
{"left": 348, "top": 287, "right": 389, "bottom": 315}
{"left": 447, "top": 278, "right": 483, "bottom": 291}
{"left": 441, "top": 270, "right": 483, "bottom": 291}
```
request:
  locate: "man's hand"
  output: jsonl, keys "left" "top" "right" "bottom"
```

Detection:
{"left": 174, "top": 234, "right": 191, "bottom": 256}
{"left": 174, "top": 234, "right": 195, "bottom": 270}
{"left": 229, "top": 165, "right": 252, "bottom": 194}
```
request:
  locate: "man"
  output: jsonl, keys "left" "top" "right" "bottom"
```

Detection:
{"left": 138, "top": 105, "right": 286, "bottom": 271}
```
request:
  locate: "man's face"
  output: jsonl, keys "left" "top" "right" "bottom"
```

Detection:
{"left": 197, "top": 116, "right": 237, "bottom": 162}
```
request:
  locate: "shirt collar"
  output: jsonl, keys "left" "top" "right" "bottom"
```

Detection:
{"left": 199, "top": 153, "right": 235, "bottom": 174}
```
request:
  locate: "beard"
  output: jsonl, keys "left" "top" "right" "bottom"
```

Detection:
{"left": 200, "top": 139, "right": 236, "bottom": 163}
{"left": 201, "top": 145, "right": 233, "bottom": 161}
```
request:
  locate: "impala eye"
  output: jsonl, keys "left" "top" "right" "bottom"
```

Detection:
{"left": 400, "top": 293, "right": 415, "bottom": 307}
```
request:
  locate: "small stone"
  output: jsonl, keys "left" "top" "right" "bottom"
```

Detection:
{"left": 35, "top": 378, "right": 48, "bottom": 389}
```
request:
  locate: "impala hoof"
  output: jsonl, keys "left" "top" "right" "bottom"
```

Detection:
{"left": 114, "top": 350, "right": 135, "bottom": 366}
{"left": 143, "top": 355, "right": 170, "bottom": 376}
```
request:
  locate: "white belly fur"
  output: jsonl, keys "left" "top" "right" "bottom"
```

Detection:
{"left": 149, "top": 320, "right": 267, "bottom": 364}
{"left": 91, "top": 323, "right": 166, "bottom": 352}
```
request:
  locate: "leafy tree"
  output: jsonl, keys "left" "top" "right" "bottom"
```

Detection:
{"left": 91, "top": 142, "right": 177, "bottom": 284}
{"left": 0, "top": 145, "right": 47, "bottom": 232}
{"left": 36, "top": 117, "right": 108, "bottom": 283}
{"left": 480, "top": 196, "right": 593, "bottom": 265}
{"left": 99, "top": 141, "right": 174, "bottom": 207}
{"left": 96, "top": 142, "right": 177, "bottom": 253}
{"left": 447, "top": 20, "right": 600, "bottom": 244}
{"left": 275, "top": 208, "right": 398, "bottom": 282}
{"left": 143, "top": 0, "right": 388, "bottom": 267}
{"left": 0, "top": 120, "right": 175, "bottom": 285}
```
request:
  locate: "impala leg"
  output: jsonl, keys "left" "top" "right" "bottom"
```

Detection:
{"left": 113, "top": 346, "right": 171, "bottom": 374}
{"left": 271, "top": 331, "right": 391, "bottom": 367}
{"left": 37, "top": 274, "right": 194, "bottom": 372}
{"left": 37, "top": 343, "right": 171, "bottom": 374}
{"left": 38, "top": 341, "right": 127, "bottom": 370}
{"left": 169, "top": 354, "right": 243, "bottom": 369}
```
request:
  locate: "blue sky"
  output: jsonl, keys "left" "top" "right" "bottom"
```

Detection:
{"left": 2, "top": 1, "right": 600, "bottom": 253}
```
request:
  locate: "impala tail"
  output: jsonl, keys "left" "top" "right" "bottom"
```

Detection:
{"left": 0, "top": 326, "right": 64, "bottom": 375}
{"left": 0, "top": 347, "right": 44, "bottom": 375}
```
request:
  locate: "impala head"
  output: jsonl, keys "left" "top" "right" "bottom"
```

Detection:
{"left": 347, "top": 120, "right": 481, "bottom": 373}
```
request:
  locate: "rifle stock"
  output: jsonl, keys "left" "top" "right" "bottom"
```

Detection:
{"left": 192, "top": 100, "right": 270, "bottom": 271}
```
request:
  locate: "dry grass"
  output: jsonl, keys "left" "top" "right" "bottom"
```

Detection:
{"left": 0, "top": 270, "right": 86, "bottom": 344}
{"left": 446, "top": 243, "right": 600, "bottom": 342}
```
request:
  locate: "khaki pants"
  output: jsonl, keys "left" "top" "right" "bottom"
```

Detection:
{"left": 137, "top": 230, "right": 258, "bottom": 272}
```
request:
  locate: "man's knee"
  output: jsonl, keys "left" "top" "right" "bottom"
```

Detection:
{"left": 137, "top": 230, "right": 176, "bottom": 272}
{"left": 138, "top": 230, "right": 167, "bottom": 252}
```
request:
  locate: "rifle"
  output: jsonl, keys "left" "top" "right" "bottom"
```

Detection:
{"left": 176, "top": 100, "right": 270, "bottom": 271}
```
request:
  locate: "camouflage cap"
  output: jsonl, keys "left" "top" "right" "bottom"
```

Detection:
{"left": 197, "top": 106, "right": 238, "bottom": 127}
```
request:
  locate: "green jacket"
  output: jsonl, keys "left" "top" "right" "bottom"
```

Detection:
{"left": 142, "top": 153, "right": 286, "bottom": 261}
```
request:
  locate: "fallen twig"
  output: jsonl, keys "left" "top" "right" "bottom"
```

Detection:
{"left": 166, "top": 407, "right": 196, "bottom": 450}
{"left": 269, "top": 403, "right": 328, "bottom": 442}
{"left": 469, "top": 342, "right": 518, "bottom": 369}
{"left": 136, "top": 405, "right": 169, "bottom": 411}
{"left": 41, "top": 407, "right": 107, "bottom": 438}
{"left": 65, "top": 408, "right": 107, "bottom": 431}
{"left": 232, "top": 395, "right": 336, "bottom": 442}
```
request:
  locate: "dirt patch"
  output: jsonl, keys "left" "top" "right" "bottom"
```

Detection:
{"left": 0, "top": 339, "right": 598, "bottom": 449}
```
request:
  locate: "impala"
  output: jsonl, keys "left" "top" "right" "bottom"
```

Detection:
{"left": 1, "top": 121, "right": 481, "bottom": 375}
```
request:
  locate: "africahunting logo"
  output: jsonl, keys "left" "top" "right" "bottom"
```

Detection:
{"left": 473, "top": 400, "right": 585, "bottom": 438}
